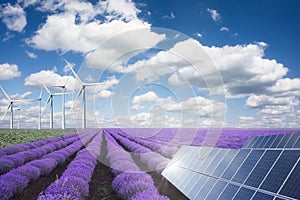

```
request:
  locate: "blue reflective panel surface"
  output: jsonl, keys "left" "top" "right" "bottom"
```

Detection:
{"left": 264, "top": 135, "right": 277, "bottom": 148}
{"left": 221, "top": 149, "right": 251, "bottom": 180}
{"left": 246, "top": 137, "right": 258, "bottom": 148}
{"left": 277, "top": 134, "right": 292, "bottom": 148}
{"left": 251, "top": 192, "right": 274, "bottom": 200}
{"left": 285, "top": 133, "right": 300, "bottom": 148}
{"left": 204, "top": 149, "right": 229, "bottom": 175}
{"left": 279, "top": 161, "right": 300, "bottom": 199}
{"left": 205, "top": 180, "right": 227, "bottom": 200}
{"left": 270, "top": 134, "right": 284, "bottom": 148}
{"left": 233, "top": 187, "right": 255, "bottom": 200}
{"left": 178, "top": 170, "right": 195, "bottom": 190}
{"left": 260, "top": 150, "right": 300, "bottom": 193}
{"left": 244, "top": 150, "right": 281, "bottom": 188}
{"left": 256, "top": 136, "right": 270, "bottom": 148}
{"left": 188, "top": 175, "right": 208, "bottom": 199}
{"left": 195, "top": 177, "right": 217, "bottom": 199}
{"left": 212, "top": 150, "right": 238, "bottom": 177}
{"left": 252, "top": 137, "right": 265, "bottom": 148}
{"left": 232, "top": 150, "right": 264, "bottom": 184}
{"left": 218, "top": 184, "right": 239, "bottom": 200}
{"left": 294, "top": 135, "right": 300, "bottom": 148}
{"left": 197, "top": 148, "right": 220, "bottom": 172}
{"left": 185, "top": 172, "right": 201, "bottom": 195}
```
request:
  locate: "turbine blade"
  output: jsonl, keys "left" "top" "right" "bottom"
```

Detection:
{"left": 39, "top": 88, "right": 43, "bottom": 99}
{"left": 64, "top": 59, "right": 83, "bottom": 85}
{"left": 0, "top": 85, "right": 11, "bottom": 100}
{"left": 1, "top": 103, "right": 11, "bottom": 121}
{"left": 43, "top": 83, "right": 51, "bottom": 95}
{"left": 46, "top": 96, "right": 51, "bottom": 104}
{"left": 84, "top": 82, "right": 104, "bottom": 87}
{"left": 74, "top": 88, "right": 83, "bottom": 103}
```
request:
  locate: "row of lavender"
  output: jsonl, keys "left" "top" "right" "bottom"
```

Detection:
{"left": 0, "top": 130, "right": 98, "bottom": 200}
{"left": 105, "top": 132, "right": 169, "bottom": 200}
{"left": 38, "top": 131, "right": 102, "bottom": 199}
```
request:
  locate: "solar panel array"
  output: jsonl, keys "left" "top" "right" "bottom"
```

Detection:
{"left": 162, "top": 133, "right": 300, "bottom": 200}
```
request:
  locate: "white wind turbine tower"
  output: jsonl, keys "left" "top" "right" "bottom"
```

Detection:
{"left": 0, "top": 85, "right": 33, "bottom": 129}
{"left": 65, "top": 59, "right": 103, "bottom": 129}
{"left": 43, "top": 84, "right": 64, "bottom": 129}
{"left": 32, "top": 88, "right": 43, "bottom": 130}
{"left": 50, "top": 84, "right": 71, "bottom": 130}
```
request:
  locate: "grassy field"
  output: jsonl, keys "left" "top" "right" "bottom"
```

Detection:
{"left": 0, "top": 129, "right": 77, "bottom": 148}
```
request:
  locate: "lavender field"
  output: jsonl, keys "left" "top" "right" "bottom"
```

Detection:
{"left": 0, "top": 128, "right": 299, "bottom": 200}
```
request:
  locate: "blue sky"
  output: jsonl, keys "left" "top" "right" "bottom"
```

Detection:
{"left": 0, "top": 0, "right": 299, "bottom": 129}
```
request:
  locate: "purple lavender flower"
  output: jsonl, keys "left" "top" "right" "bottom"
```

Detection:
{"left": 130, "top": 189, "right": 170, "bottom": 200}
{"left": 0, "top": 157, "right": 14, "bottom": 174}
{"left": 29, "top": 158, "right": 58, "bottom": 176}
{"left": 0, "top": 173, "right": 29, "bottom": 199}
{"left": 10, "top": 165, "right": 41, "bottom": 181}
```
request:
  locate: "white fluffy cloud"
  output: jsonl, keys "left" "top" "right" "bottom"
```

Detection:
{"left": 25, "top": 50, "right": 37, "bottom": 59}
{"left": 0, "top": 3, "right": 27, "bottom": 32}
{"left": 130, "top": 91, "right": 227, "bottom": 118}
{"left": 0, "top": 63, "right": 21, "bottom": 80}
{"left": 207, "top": 8, "right": 221, "bottom": 22}
{"left": 26, "top": 0, "right": 164, "bottom": 55}
{"left": 95, "top": 90, "right": 112, "bottom": 98}
{"left": 246, "top": 95, "right": 299, "bottom": 108}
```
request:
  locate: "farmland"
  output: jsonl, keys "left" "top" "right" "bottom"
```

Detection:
{"left": 0, "top": 128, "right": 299, "bottom": 200}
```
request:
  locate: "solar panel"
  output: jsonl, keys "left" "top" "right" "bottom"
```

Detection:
{"left": 244, "top": 150, "right": 281, "bottom": 188}
{"left": 162, "top": 133, "right": 300, "bottom": 200}
{"left": 278, "top": 160, "right": 300, "bottom": 199}
{"left": 260, "top": 150, "right": 300, "bottom": 193}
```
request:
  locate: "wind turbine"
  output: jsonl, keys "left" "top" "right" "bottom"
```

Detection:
{"left": 31, "top": 88, "right": 43, "bottom": 130}
{"left": 43, "top": 84, "right": 64, "bottom": 129}
{"left": 0, "top": 85, "right": 33, "bottom": 129}
{"left": 65, "top": 59, "right": 103, "bottom": 129}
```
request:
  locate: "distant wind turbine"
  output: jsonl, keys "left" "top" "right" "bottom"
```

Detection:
{"left": 43, "top": 84, "right": 64, "bottom": 129}
{"left": 65, "top": 59, "right": 103, "bottom": 129}
{"left": 0, "top": 85, "right": 34, "bottom": 129}
{"left": 31, "top": 88, "right": 43, "bottom": 130}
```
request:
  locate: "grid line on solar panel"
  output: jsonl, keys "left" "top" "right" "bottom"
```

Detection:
{"left": 260, "top": 150, "right": 300, "bottom": 193}
{"left": 212, "top": 149, "right": 239, "bottom": 177}
{"left": 264, "top": 135, "right": 277, "bottom": 148}
{"left": 204, "top": 180, "right": 227, "bottom": 200}
{"left": 250, "top": 191, "right": 275, "bottom": 200}
{"left": 257, "top": 136, "right": 270, "bottom": 148}
{"left": 204, "top": 149, "right": 230, "bottom": 175}
{"left": 252, "top": 136, "right": 265, "bottom": 148}
{"left": 293, "top": 136, "right": 300, "bottom": 148}
{"left": 197, "top": 148, "right": 221, "bottom": 172}
{"left": 218, "top": 183, "right": 240, "bottom": 200}
{"left": 271, "top": 134, "right": 285, "bottom": 148}
{"left": 278, "top": 158, "right": 300, "bottom": 199}
{"left": 233, "top": 187, "right": 255, "bottom": 200}
{"left": 195, "top": 177, "right": 218, "bottom": 200}
{"left": 285, "top": 134, "right": 300, "bottom": 148}
{"left": 178, "top": 170, "right": 195, "bottom": 190}
{"left": 277, "top": 134, "right": 292, "bottom": 148}
{"left": 261, "top": 135, "right": 273, "bottom": 148}
{"left": 232, "top": 150, "right": 264, "bottom": 184}
{"left": 221, "top": 149, "right": 251, "bottom": 180}
{"left": 244, "top": 137, "right": 256, "bottom": 148}
{"left": 244, "top": 150, "right": 281, "bottom": 188}
{"left": 182, "top": 147, "right": 199, "bottom": 169}
{"left": 187, "top": 174, "right": 204, "bottom": 199}
{"left": 185, "top": 171, "right": 202, "bottom": 196}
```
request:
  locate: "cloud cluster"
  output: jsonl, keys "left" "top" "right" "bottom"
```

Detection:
{"left": 0, "top": 3, "right": 27, "bottom": 32}
{"left": 0, "top": 63, "right": 22, "bottom": 80}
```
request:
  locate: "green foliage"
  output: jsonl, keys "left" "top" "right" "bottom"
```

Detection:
{"left": 0, "top": 129, "right": 76, "bottom": 148}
